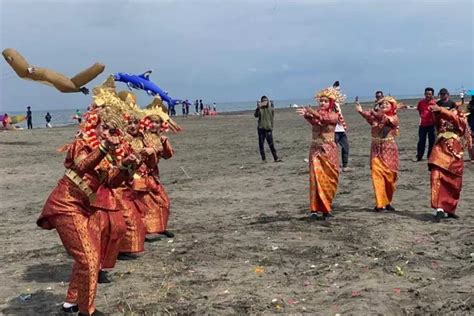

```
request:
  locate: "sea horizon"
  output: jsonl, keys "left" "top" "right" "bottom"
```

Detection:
{"left": 3, "top": 93, "right": 455, "bottom": 129}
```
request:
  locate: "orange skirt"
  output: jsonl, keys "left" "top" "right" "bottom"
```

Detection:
{"left": 139, "top": 184, "right": 170, "bottom": 234}
{"left": 430, "top": 165, "right": 462, "bottom": 214}
{"left": 309, "top": 154, "right": 339, "bottom": 214}
{"left": 371, "top": 157, "right": 398, "bottom": 208}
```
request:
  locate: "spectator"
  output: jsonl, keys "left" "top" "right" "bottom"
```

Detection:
{"left": 414, "top": 87, "right": 436, "bottom": 161}
{"left": 2, "top": 113, "right": 12, "bottom": 129}
{"left": 254, "top": 95, "right": 282, "bottom": 162}
{"left": 26, "top": 106, "right": 33, "bottom": 129}
{"left": 45, "top": 112, "right": 52, "bottom": 128}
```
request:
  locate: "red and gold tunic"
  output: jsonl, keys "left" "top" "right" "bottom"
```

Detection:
{"left": 37, "top": 138, "right": 127, "bottom": 314}
{"left": 359, "top": 110, "right": 399, "bottom": 208}
{"left": 428, "top": 107, "right": 469, "bottom": 213}
{"left": 304, "top": 108, "right": 339, "bottom": 214}
{"left": 140, "top": 132, "right": 174, "bottom": 233}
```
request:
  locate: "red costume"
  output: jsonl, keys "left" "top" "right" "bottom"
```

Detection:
{"left": 141, "top": 133, "right": 174, "bottom": 234}
{"left": 429, "top": 107, "right": 471, "bottom": 214}
{"left": 37, "top": 137, "right": 127, "bottom": 314}
{"left": 358, "top": 97, "right": 400, "bottom": 209}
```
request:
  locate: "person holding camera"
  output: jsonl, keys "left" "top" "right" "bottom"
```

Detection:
{"left": 254, "top": 96, "right": 282, "bottom": 162}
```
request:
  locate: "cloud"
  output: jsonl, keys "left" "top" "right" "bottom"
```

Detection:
{"left": 1, "top": 0, "right": 473, "bottom": 109}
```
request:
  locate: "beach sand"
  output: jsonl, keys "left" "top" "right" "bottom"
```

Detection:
{"left": 0, "top": 104, "right": 473, "bottom": 314}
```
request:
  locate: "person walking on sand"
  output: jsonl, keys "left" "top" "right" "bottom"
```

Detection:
{"left": 199, "top": 100, "right": 204, "bottom": 115}
{"left": 26, "top": 106, "right": 33, "bottom": 129}
{"left": 414, "top": 87, "right": 436, "bottom": 161}
{"left": 255, "top": 96, "right": 282, "bottom": 163}
{"left": 45, "top": 112, "right": 52, "bottom": 128}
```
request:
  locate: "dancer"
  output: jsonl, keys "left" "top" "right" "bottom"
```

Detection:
{"left": 467, "top": 95, "right": 474, "bottom": 161}
{"left": 428, "top": 97, "right": 471, "bottom": 222}
{"left": 37, "top": 106, "right": 136, "bottom": 315}
{"left": 115, "top": 106, "right": 147, "bottom": 260}
{"left": 141, "top": 111, "right": 175, "bottom": 239}
{"left": 137, "top": 97, "right": 181, "bottom": 240}
{"left": 296, "top": 85, "right": 344, "bottom": 220}
{"left": 356, "top": 96, "right": 400, "bottom": 212}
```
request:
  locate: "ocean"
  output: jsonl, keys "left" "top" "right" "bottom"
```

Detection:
{"left": 3, "top": 95, "right": 422, "bottom": 129}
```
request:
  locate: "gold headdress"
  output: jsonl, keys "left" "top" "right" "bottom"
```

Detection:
{"left": 377, "top": 96, "right": 398, "bottom": 115}
{"left": 314, "top": 86, "right": 346, "bottom": 105}
{"left": 144, "top": 95, "right": 181, "bottom": 132}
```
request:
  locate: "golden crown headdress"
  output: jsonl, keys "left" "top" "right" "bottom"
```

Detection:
{"left": 315, "top": 86, "right": 346, "bottom": 105}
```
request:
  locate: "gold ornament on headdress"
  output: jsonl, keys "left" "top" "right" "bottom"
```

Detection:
{"left": 315, "top": 86, "right": 346, "bottom": 105}
{"left": 98, "top": 106, "right": 126, "bottom": 131}
{"left": 144, "top": 95, "right": 182, "bottom": 132}
{"left": 377, "top": 96, "right": 397, "bottom": 106}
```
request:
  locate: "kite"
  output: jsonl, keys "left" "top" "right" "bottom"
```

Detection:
{"left": 114, "top": 70, "right": 182, "bottom": 106}
{"left": 2, "top": 48, "right": 105, "bottom": 94}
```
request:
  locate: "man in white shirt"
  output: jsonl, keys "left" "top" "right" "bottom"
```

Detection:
{"left": 334, "top": 104, "right": 351, "bottom": 172}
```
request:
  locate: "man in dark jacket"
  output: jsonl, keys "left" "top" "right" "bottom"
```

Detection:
{"left": 254, "top": 96, "right": 282, "bottom": 162}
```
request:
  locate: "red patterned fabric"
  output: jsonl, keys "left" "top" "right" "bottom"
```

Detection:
{"left": 359, "top": 111, "right": 400, "bottom": 172}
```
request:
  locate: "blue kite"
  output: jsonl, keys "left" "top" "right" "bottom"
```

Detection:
{"left": 113, "top": 70, "right": 182, "bottom": 106}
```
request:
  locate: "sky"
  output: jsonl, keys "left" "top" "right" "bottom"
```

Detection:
{"left": 1, "top": 0, "right": 473, "bottom": 111}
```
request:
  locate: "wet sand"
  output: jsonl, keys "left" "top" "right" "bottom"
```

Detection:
{"left": 0, "top": 103, "right": 473, "bottom": 314}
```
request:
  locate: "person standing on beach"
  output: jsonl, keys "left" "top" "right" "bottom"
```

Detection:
{"left": 76, "top": 109, "right": 83, "bottom": 124}
{"left": 254, "top": 95, "right": 282, "bottom": 163}
{"left": 428, "top": 93, "right": 471, "bottom": 222}
{"left": 45, "top": 112, "right": 52, "bottom": 128}
{"left": 436, "top": 88, "right": 456, "bottom": 109}
{"left": 2, "top": 113, "right": 12, "bottom": 129}
{"left": 332, "top": 81, "right": 351, "bottom": 172}
{"left": 334, "top": 107, "right": 350, "bottom": 172}
{"left": 195, "top": 99, "right": 199, "bottom": 114}
{"left": 26, "top": 106, "right": 33, "bottom": 129}
{"left": 356, "top": 96, "right": 400, "bottom": 212}
{"left": 185, "top": 100, "right": 190, "bottom": 116}
{"left": 296, "top": 86, "right": 342, "bottom": 220}
{"left": 373, "top": 91, "right": 384, "bottom": 111}
{"left": 199, "top": 100, "right": 204, "bottom": 115}
{"left": 414, "top": 87, "right": 436, "bottom": 161}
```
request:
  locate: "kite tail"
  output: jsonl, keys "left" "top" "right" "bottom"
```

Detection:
{"left": 70, "top": 63, "right": 105, "bottom": 88}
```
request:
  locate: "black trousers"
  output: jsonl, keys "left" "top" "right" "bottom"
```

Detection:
{"left": 417, "top": 125, "right": 435, "bottom": 160}
{"left": 335, "top": 132, "right": 349, "bottom": 167}
{"left": 27, "top": 119, "right": 33, "bottom": 129}
{"left": 258, "top": 128, "right": 278, "bottom": 161}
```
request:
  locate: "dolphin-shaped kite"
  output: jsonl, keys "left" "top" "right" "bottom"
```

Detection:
{"left": 113, "top": 70, "right": 182, "bottom": 106}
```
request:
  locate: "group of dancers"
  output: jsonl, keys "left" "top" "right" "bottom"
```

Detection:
{"left": 297, "top": 84, "right": 471, "bottom": 222}
{"left": 35, "top": 77, "right": 471, "bottom": 315}
{"left": 36, "top": 76, "right": 180, "bottom": 316}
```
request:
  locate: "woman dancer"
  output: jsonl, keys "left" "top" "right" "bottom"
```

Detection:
{"left": 356, "top": 96, "right": 400, "bottom": 212}
{"left": 296, "top": 85, "right": 345, "bottom": 220}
